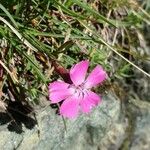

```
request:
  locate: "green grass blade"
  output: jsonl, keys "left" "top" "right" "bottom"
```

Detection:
{"left": 71, "top": 0, "right": 116, "bottom": 27}
{"left": 0, "top": 3, "right": 18, "bottom": 28}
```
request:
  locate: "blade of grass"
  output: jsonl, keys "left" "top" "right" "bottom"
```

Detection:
{"left": 54, "top": 1, "right": 86, "bottom": 20}
{"left": 15, "top": 45, "right": 47, "bottom": 83}
{"left": 25, "top": 29, "right": 91, "bottom": 40}
{"left": 71, "top": 0, "right": 116, "bottom": 27}
{"left": 0, "top": 3, "right": 18, "bottom": 28}
{"left": 0, "top": 60, "right": 18, "bottom": 83}
{"left": 79, "top": 19, "right": 150, "bottom": 78}
{"left": 6, "top": 36, "right": 48, "bottom": 83}
{"left": 132, "top": 10, "right": 150, "bottom": 25}
{"left": 0, "top": 16, "right": 38, "bottom": 52}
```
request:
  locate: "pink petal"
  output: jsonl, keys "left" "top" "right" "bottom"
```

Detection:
{"left": 70, "top": 60, "right": 89, "bottom": 86}
{"left": 49, "top": 81, "right": 72, "bottom": 103}
{"left": 84, "top": 65, "right": 107, "bottom": 88}
{"left": 80, "top": 91, "right": 101, "bottom": 113}
{"left": 49, "top": 81, "right": 69, "bottom": 91}
{"left": 60, "top": 96, "right": 79, "bottom": 118}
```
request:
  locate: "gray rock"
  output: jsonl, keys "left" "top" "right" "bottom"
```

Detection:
{"left": 129, "top": 99, "right": 150, "bottom": 150}
{"left": 0, "top": 92, "right": 150, "bottom": 150}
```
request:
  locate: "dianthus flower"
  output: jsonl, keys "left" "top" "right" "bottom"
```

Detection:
{"left": 49, "top": 60, "right": 107, "bottom": 118}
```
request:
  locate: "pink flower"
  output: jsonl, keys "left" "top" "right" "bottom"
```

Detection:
{"left": 49, "top": 60, "right": 107, "bottom": 119}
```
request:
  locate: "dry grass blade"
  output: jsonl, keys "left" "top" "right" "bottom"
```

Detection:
{"left": 79, "top": 20, "right": 150, "bottom": 78}
{"left": 0, "top": 60, "right": 18, "bottom": 83}
{"left": 0, "top": 100, "right": 7, "bottom": 112}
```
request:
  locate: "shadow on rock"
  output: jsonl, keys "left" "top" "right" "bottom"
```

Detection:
{"left": 0, "top": 101, "right": 37, "bottom": 134}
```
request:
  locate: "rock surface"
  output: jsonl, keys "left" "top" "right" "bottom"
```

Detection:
{"left": 0, "top": 92, "right": 150, "bottom": 150}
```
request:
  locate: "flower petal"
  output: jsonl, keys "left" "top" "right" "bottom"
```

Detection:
{"left": 80, "top": 91, "right": 101, "bottom": 113}
{"left": 49, "top": 81, "right": 72, "bottom": 103}
{"left": 60, "top": 96, "right": 79, "bottom": 118}
{"left": 49, "top": 80, "right": 70, "bottom": 91}
{"left": 84, "top": 65, "right": 107, "bottom": 88}
{"left": 70, "top": 60, "right": 89, "bottom": 86}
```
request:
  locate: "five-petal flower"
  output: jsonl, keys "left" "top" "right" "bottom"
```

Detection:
{"left": 49, "top": 60, "right": 107, "bottom": 119}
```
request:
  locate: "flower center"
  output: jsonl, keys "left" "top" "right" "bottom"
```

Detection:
{"left": 69, "top": 84, "right": 87, "bottom": 100}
